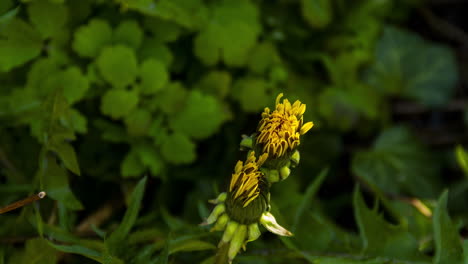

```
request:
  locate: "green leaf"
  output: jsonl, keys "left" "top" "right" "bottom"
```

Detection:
{"left": 195, "top": 71, "right": 231, "bottom": 99}
{"left": 73, "top": 19, "right": 112, "bottom": 58}
{"left": 142, "top": 0, "right": 208, "bottom": 30}
{"left": 135, "top": 143, "right": 164, "bottom": 178}
{"left": 247, "top": 42, "right": 280, "bottom": 74}
{"left": 124, "top": 108, "right": 152, "bottom": 136}
{"left": 301, "top": 0, "right": 333, "bottom": 28}
{"left": 292, "top": 168, "right": 328, "bottom": 232}
{"left": 101, "top": 89, "right": 139, "bottom": 119}
{"left": 194, "top": 0, "right": 260, "bottom": 66}
{"left": 0, "top": 5, "right": 18, "bottom": 29}
{"left": 170, "top": 90, "right": 226, "bottom": 139}
{"left": 45, "top": 66, "right": 89, "bottom": 104}
{"left": 27, "top": 0, "right": 68, "bottom": 39}
{"left": 68, "top": 108, "right": 87, "bottom": 134}
{"left": 107, "top": 177, "right": 147, "bottom": 255}
{"left": 9, "top": 238, "right": 57, "bottom": 264}
{"left": 353, "top": 187, "right": 424, "bottom": 261}
{"left": 160, "top": 132, "right": 196, "bottom": 164}
{"left": 352, "top": 126, "right": 439, "bottom": 198}
{"left": 49, "top": 141, "right": 81, "bottom": 175}
{"left": 455, "top": 145, "right": 468, "bottom": 178}
{"left": 365, "top": 25, "right": 458, "bottom": 106}
{"left": 138, "top": 37, "right": 173, "bottom": 67}
{"left": 318, "top": 84, "right": 380, "bottom": 131}
{"left": 0, "top": 18, "right": 42, "bottom": 72}
{"left": 121, "top": 148, "right": 146, "bottom": 178}
{"left": 114, "top": 20, "right": 143, "bottom": 49}
{"left": 143, "top": 17, "right": 183, "bottom": 43}
{"left": 433, "top": 191, "right": 464, "bottom": 264}
{"left": 169, "top": 239, "right": 215, "bottom": 254}
{"left": 41, "top": 153, "right": 83, "bottom": 210}
{"left": 97, "top": 45, "right": 138, "bottom": 88}
{"left": 48, "top": 242, "right": 124, "bottom": 264}
{"left": 232, "top": 77, "right": 271, "bottom": 112}
{"left": 138, "top": 59, "right": 169, "bottom": 95}
{"left": 153, "top": 82, "right": 188, "bottom": 116}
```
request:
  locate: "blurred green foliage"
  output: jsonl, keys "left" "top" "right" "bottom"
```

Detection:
{"left": 0, "top": 0, "right": 467, "bottom": 263}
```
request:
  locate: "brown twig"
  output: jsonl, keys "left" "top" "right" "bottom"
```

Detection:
{"left": 0, "top": 192, "right": 46, "bottom": 214}
{"left": 75, "top": 199, "right": 122, "bottom": 235}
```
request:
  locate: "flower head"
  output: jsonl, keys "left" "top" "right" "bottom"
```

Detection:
{"left": 229, "top": 152, "right": 268, "bottom": 208}
{"left": 256, "top": 93, "right": 313, "bottom": 159}
{"left": 203, "top": 151, "right": 292, "bottom": 263}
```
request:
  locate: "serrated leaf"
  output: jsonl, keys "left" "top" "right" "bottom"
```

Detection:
{"left": 73, "top": 19, "right": 112, "bottom": 58}
{"left": 194, "top": 0, "right": 260, "bottom": 66}
{"left": 101, "top": 89, "right": 139, "bottom": 119}
{"left": 353, "top": 187, "right": 424, "bottom": 261}
{"left": 27, "top": 0, "right": 68, "bottom": 39}
{"left": 41, "top": 153, "right": 83, "bottom": 210}
{"left": 114, "top": 20, "right": 143, "bottom": 49}
{"left": 170, "top": 90, "right": 225, "bottom": 139}
{"left": 107, "top": 177, "right": 147, "bottom": 255}
{"left": 365, "top": 26, "right": 458, "bottom": 106}
{"left": 301, "top": 0, "right": 333, "bottom": 29}
{"left": 0, "top": 18, "right": 42, "bottom": 72}
{"left": 352, "top": 126, "right": 439, "bottom": 198}
{"left": 139, "top": 59, "right": 169, "bottom": 95}
{"left": 160, "top": 132, "right": 195, "bottom": 164}
{"left": 97, "top": 45, "right": 138, "bottom": 88}
{"left": 433, "top": 191, "right": 464, "bottom": 264}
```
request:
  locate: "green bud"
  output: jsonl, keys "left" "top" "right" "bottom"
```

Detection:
{"left": 211, "top": 213, "right": 229, "bottom": 231}
{"left": 240, "top": 136, "right": 253, "bottom": 150}
{"left": 206, "top": 204, "right": 225, "bottom": 224}
{"left": 279, "top": 165, "right": 291, "bottom": 181}
{"left": 228, "top": 225, "right": 247, "bottom": 262}
{"left": 209, "top": 192, "right": 227, "bottom": 204}
{"left": 264, "top": 168, "right": 280, "bottom": 183}
{"left": 221, "top": 221, "right": 239, "bottom": 243}
{"left": 290, "top": 150, "right": 300, "bottom": 167}
{"left": 246, "top": 223, "right": 261, "bottom": 243}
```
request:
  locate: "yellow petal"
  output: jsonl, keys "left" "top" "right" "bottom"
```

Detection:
{"left": 300, "top": 122, "right": 314, "bottom": 135}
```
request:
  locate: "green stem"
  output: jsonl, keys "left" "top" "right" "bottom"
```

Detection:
{"left": 214, "top": 241, "right": 230, "bottom": 264}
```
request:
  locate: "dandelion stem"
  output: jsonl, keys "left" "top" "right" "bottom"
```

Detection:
{"left": 215, "top": 241, "right": 230, "bottom": 264}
